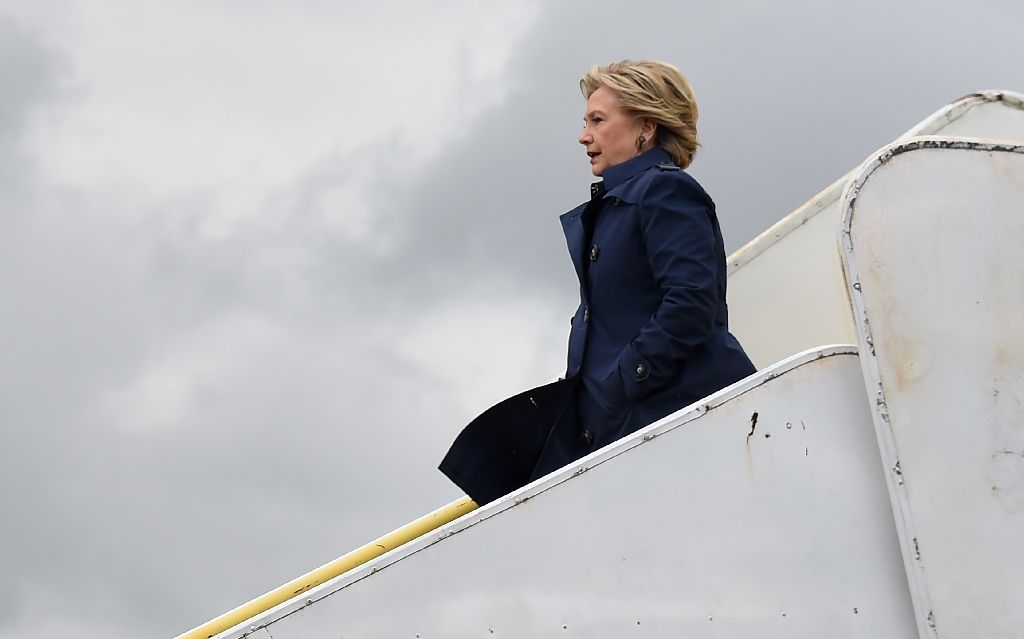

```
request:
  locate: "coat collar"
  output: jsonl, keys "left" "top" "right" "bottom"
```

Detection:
{"left": 598, "top": 146, "right": 674, "bottom": 191}
{"left": 559, "top": 146, "right": 675, "bottom": 224}
{"left": 558, "top": 147, "right": 676, "bottom": 287}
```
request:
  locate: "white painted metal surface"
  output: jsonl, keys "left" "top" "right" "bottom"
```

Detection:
{"left": 727, "top": 92, "right": 1024, "bottom": 369}
{"left": 218, "top": 347, "right": 916, "bottom": 639}
{"left": 840, "top": 138, "right": 1024, "bottom": 638}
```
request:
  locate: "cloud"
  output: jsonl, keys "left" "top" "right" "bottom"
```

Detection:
{"left": 0, "top": 4, "right": 548, "bottom": 637}
{"left": 0, "top": 15, "right": 70, "bottom": 189}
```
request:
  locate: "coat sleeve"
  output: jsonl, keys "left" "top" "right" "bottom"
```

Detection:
{"left": 618, "top": 172, "right": 719, "bottom": 402}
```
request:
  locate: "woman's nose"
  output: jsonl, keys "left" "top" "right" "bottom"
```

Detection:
{"left": 579, "top": 128, "right": 591, "bottom": 145}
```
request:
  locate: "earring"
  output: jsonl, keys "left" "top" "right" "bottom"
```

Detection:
{"left": 636, "top": 135, "right": 647, "bottom": 152}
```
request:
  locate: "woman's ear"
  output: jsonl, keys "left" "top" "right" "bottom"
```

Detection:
{"left": 639, "top": 118, "right": 657, "bottom": 142}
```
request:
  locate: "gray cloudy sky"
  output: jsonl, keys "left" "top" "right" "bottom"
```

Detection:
{"left": 0, "top": 1, "right": 1021, "bottom": 637}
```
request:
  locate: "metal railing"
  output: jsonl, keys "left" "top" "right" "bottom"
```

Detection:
{"left": 175, "top": 496, "right": 478, "bottom": 639}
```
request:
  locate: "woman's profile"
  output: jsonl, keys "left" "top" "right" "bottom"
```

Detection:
{"left": 440, "top": 60, "right": 755, "bottom": 504}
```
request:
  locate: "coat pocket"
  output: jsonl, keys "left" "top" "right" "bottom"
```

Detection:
{"left": 590, "top": 366, "right": 628, "bottom": 416}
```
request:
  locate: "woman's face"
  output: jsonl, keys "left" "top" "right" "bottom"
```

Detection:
{"left": 579, "top": 86, "right": 645, "bottom": 177}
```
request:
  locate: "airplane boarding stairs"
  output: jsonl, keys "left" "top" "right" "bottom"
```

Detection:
{"left": 177, "top": 92, "right": 1024, "bottom": 639}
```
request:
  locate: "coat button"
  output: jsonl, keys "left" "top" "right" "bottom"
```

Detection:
{"left": 581, "top": 430, "right": 594, "bottom": 446}
{"left": 583, "top": 307, "right": 589, "bottom": 322}
{"left": 589, "top": 243, "right": 600, "bottom": 262}
{"left": 634, "top": 363, "right": 647, "bottom": 378}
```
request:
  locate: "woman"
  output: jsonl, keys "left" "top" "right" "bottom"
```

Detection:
{"left": 440, "top": 60, "right": 755, "bottom": 505}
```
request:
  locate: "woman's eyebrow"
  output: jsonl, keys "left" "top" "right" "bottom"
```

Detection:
{"left": 585, "top": 109, "right": 606, "bottom": 119}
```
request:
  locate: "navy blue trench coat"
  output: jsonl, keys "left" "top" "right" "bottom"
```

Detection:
{"left": 440, "top": 148, "right": 755, "bottom": 505}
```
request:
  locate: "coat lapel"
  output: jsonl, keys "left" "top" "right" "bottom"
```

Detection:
{"left": 560, "top": 202, "right": 589, "bottom": 284}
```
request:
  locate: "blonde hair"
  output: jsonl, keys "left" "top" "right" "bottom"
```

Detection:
{"left": 580, "top": 60, "right": 699, "bottom": 169}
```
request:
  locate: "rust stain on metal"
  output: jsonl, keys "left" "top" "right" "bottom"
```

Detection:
{"left": 990, "top": 447, "right": 1024, "bottom": 513}
{"left": 888, "top": 334, "right": 931, "bottom": 392}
